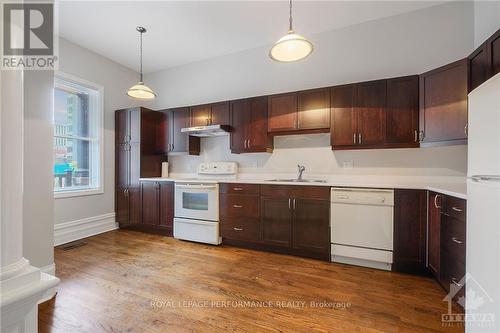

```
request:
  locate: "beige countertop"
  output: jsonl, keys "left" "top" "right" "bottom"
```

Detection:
{"left": 139, "top": 174, "right": 467, "bottom": 199}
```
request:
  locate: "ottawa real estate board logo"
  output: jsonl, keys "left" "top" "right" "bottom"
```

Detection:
{"left": 1, "top": 2, "right": 57, "bottom": 70}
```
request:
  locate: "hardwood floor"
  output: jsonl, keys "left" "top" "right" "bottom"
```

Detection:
{"left": 39, "top": 230, "right": 463, "bottom": 333}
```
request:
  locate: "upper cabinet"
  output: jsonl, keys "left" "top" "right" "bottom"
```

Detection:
{"left": 268, "top": 88, "right": 330, "bottom": 134}
{"left": 419, "top": 59, "right": 468, "bottom": 147}
{"left": 386, "top": 76, "right": 419, "bottom": 147}
{"left": 331, "top": 76, "right": 418, "bottom": 150}
{"left": 230, "top": 96, "right": 272, "bottom": 154}
{"left": 160, "top": 107, "right": 200, "bottom": 155}
{"left": 190, "top": 101, "right": 229, "bottom": 127}
{"left": 468, "top": 28, "right": 500, "bottom": 92}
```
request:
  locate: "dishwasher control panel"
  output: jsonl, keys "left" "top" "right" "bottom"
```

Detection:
{"left": 331, "top": 188, "right": 394, "bottom": 206}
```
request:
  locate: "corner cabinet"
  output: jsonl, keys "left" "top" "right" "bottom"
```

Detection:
{"left": 393, "top": 189, "right": 427, "bottom": 274}
{"left": 419, "top": 59, "right": 468, "bottom": 146}
{"left": 469, "top": 28, "right": 500, "bottom": 92}
{"left": 230, "top": 96, "right": 273, "bottom": 154}
{"left": 159, "top": 107, "right": 200, "bottom": 155}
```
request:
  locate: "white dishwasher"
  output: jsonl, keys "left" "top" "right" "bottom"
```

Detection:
{"left": 330, "top": 187, "right": 394, "bottom": 271}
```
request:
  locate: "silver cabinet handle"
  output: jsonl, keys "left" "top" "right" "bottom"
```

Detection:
{"left": 233, "top": 227, "right": 243, "bottom": 231}
{"left": 233, "top": 205, "right": 243, "bottom": 208}
{"left": 247, "top": 139, "right": 251, "bottom": 148}
{"left": 293, "top": 198, "right": 296, "bottom": 210}
{"left": 452, "top": 207, "right": 463, "bottom": 212}
{"left": 471, "top": 175, "right": 500, "bottom": 182}
{"left": 451, "top": 278, "right": 464, "bottom": 287}
{"left": 464, "top": 124, "right": 468, "bottom": 137}
{"left": 414, "top": 130, "right": 418, "bottom": 143}
{"left": 353, "top": 133, "right": 356, "bottom": 144}
{"left": 434, "top": 194, "right": 442, "bottom": 209}
{"left": 358, "top": 133, "right": 362, "bottom": 144}
{"left": 288, "top": 198, "right": 292, "bottom": 210}
{"left": 452, "top": 237, "right": 463, "bottom": 244}
{"left": 171, "top": 143, "right": 174, "bottom": 151}
{"left": 419, "top": 130, "right": 425, "bottom": 142}
{"left": 233, "top": 187, "right": 243, "bottom": 191}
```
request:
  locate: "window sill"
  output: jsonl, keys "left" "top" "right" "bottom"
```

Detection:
{"left": 54, "top": 188, "right": 103, "bottom": 199}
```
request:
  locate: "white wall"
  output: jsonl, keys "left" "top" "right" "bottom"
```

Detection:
{"left": 474, "top": 0, "right": 500, "bottom": 48}
{"left": 54, "top": 38, "right": 150, "bottom": 225}
{"left": 147, "top": 1, "right": 473, "bottom": 177}
{"left": 146, "top": 1, "right": 474, "bottom": 108}
{"left": 23, "top": 70, "right": 55, "bottom": 268}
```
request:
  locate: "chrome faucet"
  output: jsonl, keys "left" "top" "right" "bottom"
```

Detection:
{"left": 297, "top": 164, "right": 306, "bottom": 181}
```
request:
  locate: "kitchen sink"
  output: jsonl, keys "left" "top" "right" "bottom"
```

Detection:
{"left": 266, "top": 179, "right": 327, "bottom": 183}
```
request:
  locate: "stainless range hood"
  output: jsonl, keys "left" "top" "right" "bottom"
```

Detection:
{"left": 180, "top": 124, "right": 231, "bottom": 137}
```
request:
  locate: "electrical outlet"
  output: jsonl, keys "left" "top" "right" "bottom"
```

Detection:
{"left": 342, "top": 161, "right": 354, "bottom": 169}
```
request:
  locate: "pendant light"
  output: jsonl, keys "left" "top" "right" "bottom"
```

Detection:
{"left": 269, "top": 0, "right": 313, "bottom": 62}
{"left": 127, "top": 26, "right": 157, "bottom": 100}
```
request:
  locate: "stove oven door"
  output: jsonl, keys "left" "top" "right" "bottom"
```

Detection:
{"left": 174, "top": 183, "right": 219, "bottom": 221}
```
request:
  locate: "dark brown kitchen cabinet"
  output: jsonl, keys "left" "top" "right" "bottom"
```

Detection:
{"left": 428, "top": 192, "right": 442, "bottom": 279}
{"left": 356, "top": 80, "right": 387, "bottom": 146}
{"left": 468, "top": 28, "right": 500, "bottom": 92}
{"left": 393, "top": 189, "right": 427, "bottom": 274}
{"left": 161, "top": 107, "right": 200, "bottom": 155}
{"left": 230, "top": 96, "right": 272, "bottom": 154}
{"left": 419, "top": 59, "right": 468, "bottom": 147}
{"left": 115, "top": 107, "right": 169, "bottom": 230}
{"left": 330, "top": 84, "right": 356, "bottom": 148}
{"left": 260, "top": 185, "right": 330, "bottom": 260}
{"left": 386, "top": 76, "right": 419, "bottom": 147}
{"left": 190, "top": 102, "right": 229, "bottom": 127}
{"left": 268, "top": 88, "right": 330, "bottom": 134}
{"left": 139, "top": 180, "right": 174, "bottom": 235}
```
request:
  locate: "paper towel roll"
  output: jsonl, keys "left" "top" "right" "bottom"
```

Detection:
{"left": 161, "top": 162, "right": 169, "bottom": 178}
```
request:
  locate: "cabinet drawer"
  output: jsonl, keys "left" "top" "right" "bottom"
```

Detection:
{"left": 442, "top": 196, "right": 466, "bottom": 222}
{"left": 261, "top": 185, "right": 330, "bottom": 199}
{"left": 441, "top": 247, "right": 466, "bottom": 299}
{"left": 220, "top": 194, "right": 259, "bottom": 219}
{"left": 219, "top": 183, "right": 260, "bottom": 195}
{"left": 221, "top": 218, "right": 260, "bottom": 242}
{"left": 441, "top": 216, "right": 466, "bottom": 265}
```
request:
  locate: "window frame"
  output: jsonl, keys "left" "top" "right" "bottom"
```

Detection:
{"left": 53, "top": 72, "right": 104, "bottom": 199}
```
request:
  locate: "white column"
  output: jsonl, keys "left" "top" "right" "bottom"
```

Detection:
{"left": 0, "top": 70, "right": 59, "bottom": 332}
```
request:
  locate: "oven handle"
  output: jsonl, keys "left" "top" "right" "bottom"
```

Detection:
{"left": 175, "top": 184, "right": 217, "bottom": 190}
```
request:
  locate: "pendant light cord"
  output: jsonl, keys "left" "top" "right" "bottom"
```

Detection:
{"left": 289, "top": 0, "right": 293, "bottom": 32}
{"left": 139, "top": 30, "right": 143, "bottom": 82}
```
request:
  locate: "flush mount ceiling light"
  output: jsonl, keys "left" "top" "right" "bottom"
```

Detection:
{"left": 127, "top": 26, "right": 157, "bottom": 100}
{"left": 269, "top": 0, "right": 313, "bottom": 62}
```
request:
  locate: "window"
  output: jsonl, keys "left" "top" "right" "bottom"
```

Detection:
{"left": 53, "top": 73, "right": 103, "bottom": 198}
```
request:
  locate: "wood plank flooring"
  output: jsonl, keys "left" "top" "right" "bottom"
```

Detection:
{"left": 39, "top": 230, "right": 464, "bottom": 333}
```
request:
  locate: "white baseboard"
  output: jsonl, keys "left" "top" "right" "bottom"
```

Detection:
{"left": 54, "top": 212, "right": 117, "bottom": 246}
{"left": 38, "top": 263, "right": 57, "bottom": 303}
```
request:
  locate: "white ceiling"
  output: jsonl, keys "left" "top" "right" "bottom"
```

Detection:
{"left": 57, "top": 1, "right": 445, "bottom": 73}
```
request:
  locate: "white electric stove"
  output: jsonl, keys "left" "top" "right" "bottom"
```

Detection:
{"left": 173, "top": 162, "right": 238, "bottom": 245}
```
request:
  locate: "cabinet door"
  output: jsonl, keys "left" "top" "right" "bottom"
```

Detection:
{"left": 159, "top": 182, "right": 174, "bottom": 234}
{"left": 356, "top": 80, "right": 386, "bottom": 146}
{"left": 297, "top": 88, "right": 330, "bottom": 130}
{"left": 331, "top": 85, "right": 356, "bottom": 148}
{"left": 248, "top": 96, "right": 271, "bottom": 152}
{"left": 171, "top": 107, "right": 189, "bottom": 153}
{"left": 419, "top": 59, "right": 468, "bottom": 145}
{"left": 141, "top": 182, "right": 159, "bottom": 226}
{"left": 115, "top": 110, "right": 129, "bottom": 144}
{"left": 229, "top": 99, "right": 249, "bottom": 153}
{"left": 210, "top": 102, "right": 230, "bottom": 125}
{"left": 190, "top": 105, "right": 211, "bottom": 127}
{"left": 268, "top": 93, "right": 297, "bottom": 132}
{"left": 292, "top": 198, "right": 330, "bottom": 259}
{"left": 468, "top": 46, "right": 490, "bottom": 92}
{"left": 393, "top": 189, "right": 427, "bottom": 274}
{"left": 128, "top": 186, "right": 141, "bottom": 226}
{"left": 129, "top": 109, "right": 141, "bottom": 143}
{"left": 116, "top": 144, "right": 129, "bottom": 188}
{"left": 428, "top": 192, "right": 442, "bottom": 278}
{"left": 261, "top": 196, "right": 292, "bottom": 247}
{"left": 115, "top": 188, "right": 129, "bottom": 227}
{"left": 386, "top": 76, "right": 419, "bottom": 146}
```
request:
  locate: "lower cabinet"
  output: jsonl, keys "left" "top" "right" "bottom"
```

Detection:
{"left": 393, "top": 189, "right": 427, "bottom": 274}
{"left": 220, "top": 183, "right": 330, "bottom": 261}
{"left": 427, "top": 192, "right": 442, "bottom": 278}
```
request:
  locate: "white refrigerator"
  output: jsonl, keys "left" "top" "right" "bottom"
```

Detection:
{"left": 466, "top": 72, "right": 500, "bottom": 332}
